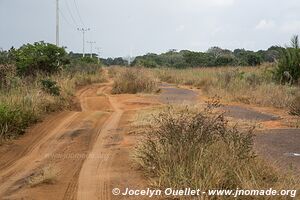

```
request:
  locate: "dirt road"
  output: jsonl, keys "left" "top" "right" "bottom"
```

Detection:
{"left": 0, "top": 81, "right": 299, "bottom": 199}
{"left": 0, "top": 82, "right": 157, "bottom": 200}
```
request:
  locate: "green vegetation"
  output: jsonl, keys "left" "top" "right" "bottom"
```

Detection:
{"left": 40, "top": 79, "right": 61, "bottom": 96}
{"left": 101, "top": 57, "right": 128, "bottom": 66}
{"left": 14, "top": 42, "right": 70, "bottom": 76}
{"left": 131, "top": 46, "right": 282, "bottom": 68}
{"left": 135, "top": 105, "right": 299, "bottom": 200}
{"left": 0, "top": 42, "right": 105, "bottom": 141}
{"left": 275, "top": 35, "right": 300, "bottom": 84}
{"left": 111, "top": 67, "right": 158, "bottom": 94}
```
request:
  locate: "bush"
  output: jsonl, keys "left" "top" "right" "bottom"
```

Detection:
{"left": 112, "top": 68, "right": 158, "bottom": 94}
{"left": 15, "top": 42, "right": 70, "bottom": 76}
{"left": 135, "top": 105, "right": 298, "bottom": 198}
{"left": 275, "top": 35, "right": 300, "bottom": 84}
{"left": 289, "top": 96, "right": 300, "bottom": 116}
{"left": 40, "top": 79, "right": 61, "bottom": 96}
{"left": 0, "top": 64, "right": 17, "bottom": 89}
{"left": 0, "top": 104, "right": 36, "bottom": 139}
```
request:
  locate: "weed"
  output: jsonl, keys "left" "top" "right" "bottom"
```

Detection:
{"left": 289, "top": 96, "right": 300, "bottom": 116}
{"left": 134, "top": 105, "right": 299, "bottom": 199}
{"left": 112, "top": 68, "right": 158, "bottom": 94}
{"left": 28, "top": 165, "right": 58, "bottom": 187}
{"left": 41, "top": 79, "right": 61, "bottom": 96}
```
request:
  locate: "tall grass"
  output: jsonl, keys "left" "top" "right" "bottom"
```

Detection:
{"left": 0, "top": 66, "right": 106, "bottom": 141}
{"left": 111, "top": 67, "right": 159, "bottom": 94}
{"left": 151, "top": 65, "right": 300, "bottom": 109}
{"left": 134, "top": 105, "right": 299, "bottom": 199}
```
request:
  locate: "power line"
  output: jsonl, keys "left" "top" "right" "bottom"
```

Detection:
{"left": 73, "top": 0, "right": 86, "bottom": 27}
{"left": 59, "top": 8, "right": 77, "bottom": 30}
{"left": 65, "top": 0, "right": 79, "bottom": 28}
{"left": 78, "top": 28, "right": 90, "bottom": 57}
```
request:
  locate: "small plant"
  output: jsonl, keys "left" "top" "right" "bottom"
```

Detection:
{"left": 289, "top": 96, "right": 300, "bottom": 116}
{"left": 0, "top": 104, "right": 35, "bottom": 139}
{"left": 28, "top": 165, "right": 58, "bottom": 187}
{"left": 0, "top": 64, "right": 17, "bottom": 89}
{"left": 41, "top": 79, "right": 61, "bottom": 96}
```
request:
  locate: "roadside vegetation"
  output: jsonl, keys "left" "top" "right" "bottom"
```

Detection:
{"left": 111, "top": 67, "right": 159, "bottom": 94}
{"left": 153, "top": 65, "right": 299, "bottom": 109}
{"left": 143, "top": 36, "right": 300, "bottom": 116}
{"left": 134, "top": 104, "right": 299, "bottom": 199}
{"left": 0, "top": 42, "right": 105, "bottom": 141}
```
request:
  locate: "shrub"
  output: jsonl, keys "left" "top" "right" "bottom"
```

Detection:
{"left": 275, "top": 35, "right": 300, "bottom": 84}
{"left": 41, "top": 79, "right": 61, "bottom": 96}
{"left": 0, "top": 64, "right": 17, "bottom": 89}
{"left": 15, "top": 42, "right": 70, "bottom": 76}
{"left": 112, "top": 68, "right": 158, "bottom": 94}
{"left": 0, "top": 104, "right": 36, "bottom": 139}
{"left": 289, "top": 96, "right": 300, "bottom": 116}
{"left": 135, "top": 105, "right": 298, "bottom": 198}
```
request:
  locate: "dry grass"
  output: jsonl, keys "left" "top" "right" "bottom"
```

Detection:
{"left": 111, "top": 67, "right": 159, "bottom": 94}
{"left": 0, "top": 68, "right": 106, "bottom": 141}
{"left": 151, "top": 65, "right": 300, "bottom": 110}
{"left": 133, "top": 104, "right": 300, "bottom": 200}
{"left": 27, "top": 165, "right": 58, "bottom": 187}
{"left": 289, "top": 96, "right": 300, "bottom": 116}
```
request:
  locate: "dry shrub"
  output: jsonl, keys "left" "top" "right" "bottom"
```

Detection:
{"left": 0, "top": 66, "right": 106, "bottom": 140}
{"left": 112, "top": 68, "right": 158, "bottom": 94}
{"left": 28, "top": 165, "right": 58, "bottom": 187}
{"left": 289, "top": 96, "right": 300, "bottom": 116}
{"left": 134, "top": 104, "right": 299, "bottom": 199}
{"left": 0, "top": 64, "right": 18, "bottom": 90}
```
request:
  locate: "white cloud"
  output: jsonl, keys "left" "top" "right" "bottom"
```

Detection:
{"left": 255, "top": 19, "right": 275, "bottom": 30}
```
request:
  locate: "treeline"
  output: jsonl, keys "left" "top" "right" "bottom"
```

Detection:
{"left": 131, "top": 46, "right": 284, "bottom": 68}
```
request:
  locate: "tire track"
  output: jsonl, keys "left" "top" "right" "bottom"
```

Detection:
{"left": 77, "top": 94, "right": 123, "bottom": 200}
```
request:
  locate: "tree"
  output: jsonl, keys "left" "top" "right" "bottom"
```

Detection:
{"left": 15, "top": 42, "right": 69, "bottom": 76}
{"left": 275, "top": 35, "right": 300, "bottom": 84}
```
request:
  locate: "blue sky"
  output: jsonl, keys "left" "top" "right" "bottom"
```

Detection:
{"left": 1, "top": 0, "right": 300, "bottom": 57}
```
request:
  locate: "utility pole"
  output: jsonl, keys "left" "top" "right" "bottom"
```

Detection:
{"left": 77, "top": 28, "right": 90, "bottom": 57}
{"left": 96, "top": 47, "right": 101, "bottom": 64}
{"left": 87, "top": 41, "right": 96, "bottom": 58}
{"left": 56, "top": 0, "right": 59, "bottom": 46}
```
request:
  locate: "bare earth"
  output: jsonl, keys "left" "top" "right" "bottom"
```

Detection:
{"left": 0, "top": 81, "right": 299, "bottom": 199}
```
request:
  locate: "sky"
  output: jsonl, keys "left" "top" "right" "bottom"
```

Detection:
{"left": 1, "top": 0, "right": 300, "bottom": 58}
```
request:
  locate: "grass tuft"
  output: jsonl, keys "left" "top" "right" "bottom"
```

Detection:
{"left": 134, "top": 104, "right": 299, "bottom": 199}
{"left": 111, "top": 68, "right": 159, "bottom": 94}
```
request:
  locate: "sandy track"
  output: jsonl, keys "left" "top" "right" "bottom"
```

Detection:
{"left": 77, "top": 94, "right": 123, "bottom": 200}
{"left": 0, "top": 81, "right": 157, "bottom": 200}
{"left": 0, "top": 112, "right": 79, "bottom": 196}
